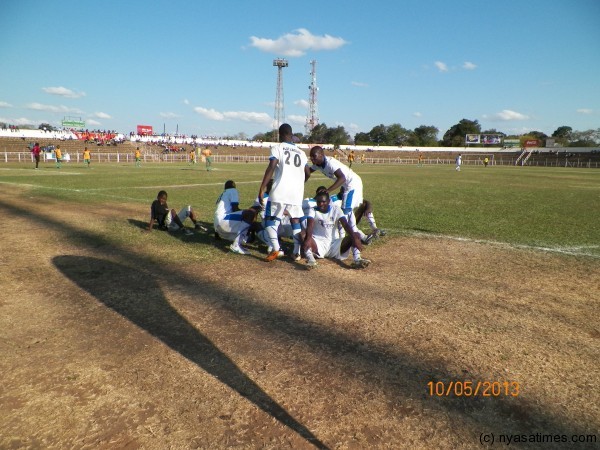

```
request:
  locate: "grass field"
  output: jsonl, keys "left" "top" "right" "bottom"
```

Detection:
{"left": 1, "top": 161, "right": 598, "bottom": 258}
{"left": 1, "top": 161, "right": 599, "bottom": 449}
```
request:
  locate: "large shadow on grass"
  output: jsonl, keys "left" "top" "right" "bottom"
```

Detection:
{"left": 53, "top": 254, "right": 328, "bottom": 449}
{"left": 3, "top": 196, "right": 597, "bottom": 447}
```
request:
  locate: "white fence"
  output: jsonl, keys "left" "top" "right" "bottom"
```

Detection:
{"left": 2, "top": 151, "right": 599, "bottom": 168}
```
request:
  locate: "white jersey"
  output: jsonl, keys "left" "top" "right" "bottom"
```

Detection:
{"left": 269, "top": 141, "right": 308, "bottom": 205}
{"left": 310, "top": 156, "right": 360, "bottom": 192}
{"left": 214, "top": 188, "right": 239, "bottom": 220}
{"left": 308, "top": 203, "right": 346, "bottom": 243}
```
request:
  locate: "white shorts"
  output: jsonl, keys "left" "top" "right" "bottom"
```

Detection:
{"left": 314, "top": 237, "right": 350, "bottom": 260}
{"left": 342, "top": 178, "right": 364, "bottom": 212}
{"left": 214, "top": 211, "right": 246, "bottom": 241}
{"left": 264, "top": 201, "right": 304, "bottom": 221}
{"left": 166, "top": 206, "right": 192, "bottom": 231}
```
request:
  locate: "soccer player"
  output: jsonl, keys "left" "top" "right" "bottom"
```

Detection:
{"left": 31, "top": 142, "right": 41, "bottom": 169}
{"left": 258, "top": 123, "right": 310, "bottom": 262}
{"left": 214, "top": 180, "right": 259, "bottom": 255}
{"left": 307, "top": 146, "right": 384, "bottom": 245}
{"left": 147, "top": 190, "right": 204, "bottom": 235}
{"left": 202, "top": 147, "right": 213, "bottom": 171}
{"left": 83, "top": 147, "right": 91, "bottom": 168}
{"left": 302, "top": 191, "right": 369, "bottom": 269}
{"left": 55, "top": 145, "right": 62, "bottom": 169}
{"left": 134, "top": 147, "right": 142, "bottom": 167}
{"left": 456, "top": 154, "right": 462, "bottom": 171}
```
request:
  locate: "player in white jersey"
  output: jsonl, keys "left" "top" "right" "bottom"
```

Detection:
{"left": 214, "top": 180, "right": 258, "bottom": 255}
{"left": 302, "top": 191, "right": 369, "bottom": 269}
{"left": 455, "top": 154, "right": 462, "bottom": 171}
{"left": 258, "top": 123, "right": 310, "bottom": 262}
{"left": 307, "top": 146, "right": 384, "bottom": 244}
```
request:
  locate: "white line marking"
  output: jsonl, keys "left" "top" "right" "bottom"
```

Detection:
{"left": 387, "top": 229, "right": 600, "bottom": 259}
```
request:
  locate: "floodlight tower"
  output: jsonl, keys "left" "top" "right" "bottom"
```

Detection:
{"left": 273, "top": 58, "right": 288, "bottom": 136}
{"left": 305, "top": 60, "right": 319, "bottom": 135}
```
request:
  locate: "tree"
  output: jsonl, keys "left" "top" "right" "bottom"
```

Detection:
{"left": 251, "top": 130, "right": 278, "bottom": 142}
{"left": 569, "top": 129, "right": 600, "bottom": 147}
{"left": 38, "top": 123, "right": 54, "bottom": 132}
{"left": 323, "top": 125, "right": 350, "bottom": 147}
{"left": 368, "top": 124, "right": 388, "bottom": 145}
{"left": 441, "top": 119, "right": 481, "bottom": 147}
{"left": 353, "top": 131, "right": 371, "bottom": 145}
{"left": 386, "top": 123, "right": 411, "bottom": 146}
{"left": 306, "top": 123, "right": 328, "bottom": 143}
{"left": 409, "top": 125, "right": 439, "bottom": 146}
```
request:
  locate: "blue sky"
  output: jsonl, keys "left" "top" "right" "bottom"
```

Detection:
{"left": 1, "top": 0, "right": 598, "bottom": 139}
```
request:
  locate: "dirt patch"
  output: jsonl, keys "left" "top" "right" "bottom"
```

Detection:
{"left": 1, "top": 194, "right": 598, "bottom": 449}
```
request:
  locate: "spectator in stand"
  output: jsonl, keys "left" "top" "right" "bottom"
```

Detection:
{"left": 31, "top": 142, "right": 41, "bottom": 169}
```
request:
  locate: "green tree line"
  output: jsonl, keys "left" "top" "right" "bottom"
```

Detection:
{"left": 250, "top": 119, "right": 600, "bottom": 148}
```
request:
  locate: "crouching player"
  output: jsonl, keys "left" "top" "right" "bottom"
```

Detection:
{"left": 215, "top": 180, "right": 260, "bottom": 255}
{"left": 302, "top": 191, "right": 370, "bottom": 270}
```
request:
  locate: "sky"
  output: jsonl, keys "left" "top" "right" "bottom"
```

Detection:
{"left": 1, "top": 0, "right": 599, "bottom": 140}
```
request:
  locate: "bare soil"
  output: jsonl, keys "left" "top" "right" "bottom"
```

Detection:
{"left": 1, "top": 193, "right": 598, "bottom": 449}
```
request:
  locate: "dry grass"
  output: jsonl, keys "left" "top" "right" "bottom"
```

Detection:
{"left": 0, "top": 190, "right": 598, "bottom": 449}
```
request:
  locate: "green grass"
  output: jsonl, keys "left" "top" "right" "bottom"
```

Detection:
{"left": 2, "top": 161, "right": 599, "bottom": 257}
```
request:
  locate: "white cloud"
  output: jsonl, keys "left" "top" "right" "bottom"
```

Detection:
{"left": 87, "top": 119, "right": 101, "bottom": 126}
{"left": 183, "top": 99, "right": 190, "bottom": 105}
{"left": 434, "top": 61, "right": 448, "bottom": 72}
{"left": 160, "top": 112, "right": 181, "bottom": 118}
{"left": 484, "top": 110, "right": 530, "bottom": 121}
{"left": 351, "top": 81, "right": 368, "bottom": 87}
{"left": 576, "top": 108, "right": 593, "bottom": 114}
{"left": 413, "top": 112, "right": 423, "bottom": 117}
{"left": 0, "top": 116, "right": 34, "bottom": 125}
{"left": 294, "top": 99, "right": 309, "bottom": 109}
{"left": 42, "top": 86, "right": 86, "bottom": 98}
{"left": 26, "top": 102, "right": 82, "bottom": 114}
{"left": 248, "top": 28, "right": 347, "bottom": 57}
{"left": 94, "top": 112, "right": 111, "bottom": 119}
{"left": 194, "top": 107, "right": 225, "bottom": 121}
{"left": 0, "top": 101, "right": 13, "bottom": 108}
{"left": 347, "top": 123, "right": 360, "bottom": 132}
{"left": 194, "top": 106, "right": 272, "bottom": 125}
{"left": 286, "top": 114, "right": 306, "bottom": 126}
{"left": 462, "top": 61, "right": 477, "bottom": 70}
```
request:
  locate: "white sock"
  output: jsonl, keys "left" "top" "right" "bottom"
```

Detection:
{"left": 366, "top": 212, "right": 377, "bottom": 230}
{"left": 292, "top": 232, "right": 302, "bottom": 255}
{"left": 265, "top": 222, "right": 280, "bottom": 252}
